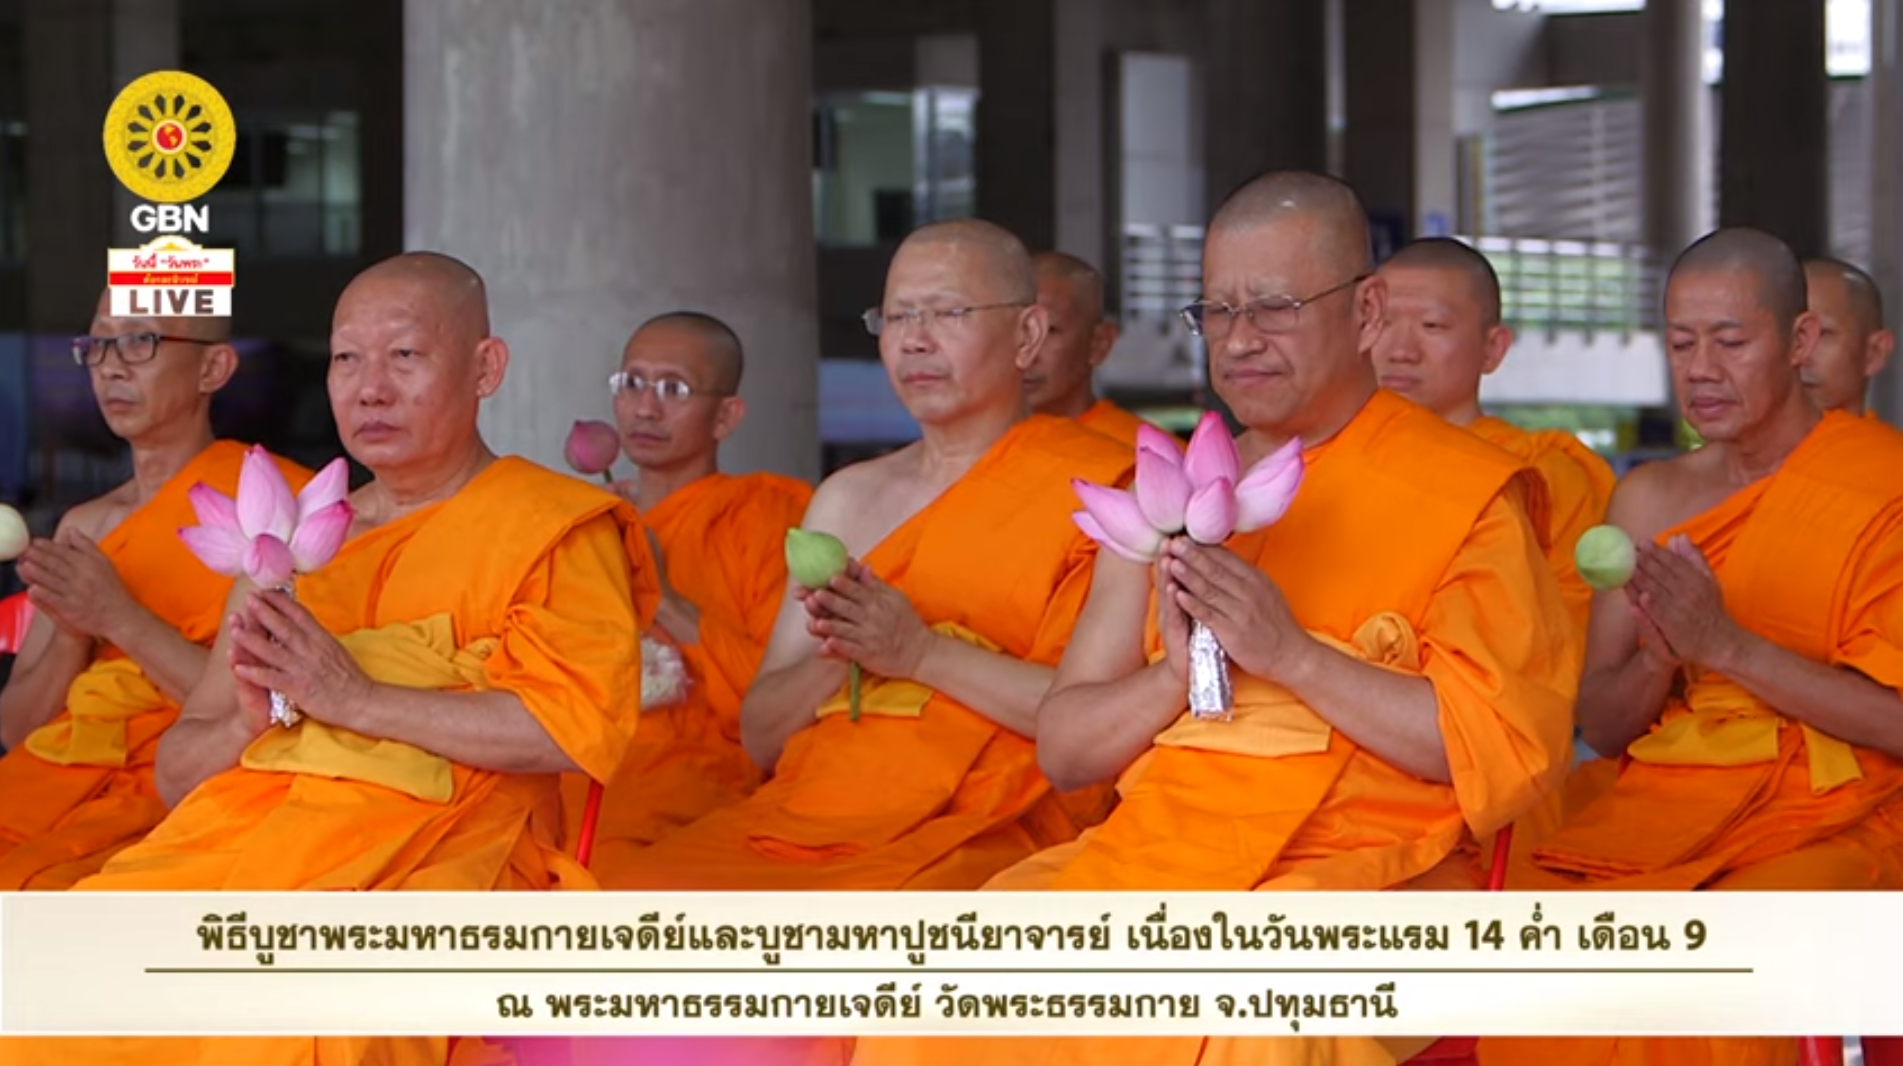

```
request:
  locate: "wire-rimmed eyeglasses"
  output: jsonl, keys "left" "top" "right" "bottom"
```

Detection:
{"left": 1179, "top": 274, "right": 1369, "bottom": 339}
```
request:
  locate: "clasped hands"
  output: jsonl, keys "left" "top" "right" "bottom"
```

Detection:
{"left": 1155, "top": 535, "right": 1317, "bottom": 686}
{"left": 16, "top": 529, "right": 143, "bottom": 646}
{"left": 797, "top": 559, "right": 932, "bottom": 680}
{"left": 1624, "top": 534, "right": 1743, "bottom": 671}
{"left": 225, "top": 587, "right": 376, "bottom": 735}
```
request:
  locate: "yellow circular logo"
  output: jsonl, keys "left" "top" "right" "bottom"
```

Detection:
{"left": 102, "top": 71, "right": 236, "bottom": 204}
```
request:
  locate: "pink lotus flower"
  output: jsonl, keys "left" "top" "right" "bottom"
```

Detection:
{"left": 1071, "top": 410, "right": 1305, "bottom": 561}
{"left": 565, "top": 420, "right": 621, "bottom": 481}
{"left": 179, "top": 447, "right": 354, "bottom": 588}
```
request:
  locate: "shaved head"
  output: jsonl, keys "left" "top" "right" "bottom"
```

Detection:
{"left": 896, "top": 219, "right": 1037, "bottom": 304}
{"left": 337, "top": 251, "right": 491, "bottom": 349}
{"left": 1032, "top": 251, "right": 1106, "bottom": 321}
{"left": 1801, "top": 257, "right": 1895, "bottom": 415}
{"left": 1669, "top": 228, "right": 1808, "bottom": 333}
{"left": 1210, "top": 170, "right": 1374, "bottom": 280}
{"left": 633, "top": 311, "right": 745, "bottom": 395}
{"left": 1382, "top": 238, "right": 1503, "bottom": 326}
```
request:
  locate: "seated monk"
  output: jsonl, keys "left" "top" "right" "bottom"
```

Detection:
{"left": 1372, "top": 236, "right": 1619, "bottom": 864}
{"left": 0, "top": 291, "right": 310, "bottom": 889}
{"left": 0, "top": 253, "right": 654, "bottom": 1066}
{"left": 1483, "top": 232, "right": 1903, "bottom": 1066}
{"left": 1027, "top": 250, "right": 1150, "bottom": 446}
{"left": 563, "top": 310, "right": 812, "bottom": 870}
{"left": 852, "top": 172, "right": 1579, "bottom": 1066}
{"left": 1800, "top": 256, "right": 1894, "bottom": 419}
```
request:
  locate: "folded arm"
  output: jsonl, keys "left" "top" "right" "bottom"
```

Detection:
{"left": 156, "top": 584, "right": 262, "bottom": 806}
{"left": 739, "top": 607, "right": 851, "bottom": 773}
{"left": 99, "top": 605, "right": 212, "bottom": 705}
{"left": 1709, "top": 629, "right": 1903, "bottom": 759}
{"left": 329, "top": 685, "right": 579, "bottom": 774}
{"left": 1278, "top": 641, "right": 1448, "bottom": 782}
{"left": 1037, "top": 551, "right": 1184, "bottom": 791}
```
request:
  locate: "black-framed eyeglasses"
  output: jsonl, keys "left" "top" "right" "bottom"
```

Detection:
{"left": 1179, "top": 274, "right": 1370, "bottom": 339}
{"left": 71, "top": 332, "right": 209, "bottom": 367}
{"left": 608, "top": 370, "right": 732, "bottom": 404}
{"left": 862, "top": 302, "right": 1028, "bottom": 337}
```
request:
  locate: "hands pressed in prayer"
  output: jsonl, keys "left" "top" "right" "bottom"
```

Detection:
{"left": 1164, "top": 536, "right": 1316, "bottom": 684}
{"left": 1152, "top": 551, "right": 1191, "bottom": 685}
{"left": 16, "top": 530, "right": 143, "bottom": 644}
{"left": 1626, "top": 535, "right": 1739, "bottom": 669}
{"left": 802, "top": 559, "right": 931, "bottom": 681}
{"left": 226, "top": 587, "right": 376, "bottom": 729}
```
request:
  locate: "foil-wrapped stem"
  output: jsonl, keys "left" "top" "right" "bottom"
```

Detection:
{"left": 1187, "top": 618, "right": 1233, "bottom": 721}
{"left": 268, "top": 580, "right": 303, "bottom": 728}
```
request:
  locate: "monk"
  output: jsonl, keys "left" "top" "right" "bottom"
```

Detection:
{"left": 1483, "top": 231, "right": 1903, "bottom": 1066}
{"left": 853, "top": 172, "right": 1580, "bottom": 1066}
{"left": 1373, "top": 237, "right": 1615, "bottom": 636}
{"left": 605, "top": 219, "right": 1130, "bottom": 894}
{"left": 564, "top": 311, "right": 812, "bottom": 871}
{"left": 1372, "top": 237, "right": 1619, "bottom": 865}
{"left": 0, "top": 253, "right": 654, "bottom": 1066}
{"left": 1800, "top": 256, "right": 1893, "bottom": 418}
{"left": 1026, "top": 250, "right": 1148, "bottom": 446}
{"left": 0, "top": 292, "right": 309, "bottom": 889}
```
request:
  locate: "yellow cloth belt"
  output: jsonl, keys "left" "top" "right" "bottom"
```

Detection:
{"left": 24, "top": 657, "right": 166, "bottom": 768}
{"left": 239, "top": 614, "right": 494, "bottom": 804}
{"left": 1625, "top": 671, "right": 1862, "bottom": 794}
{"left": 1152, "top": 612, "right": 1419, "bottom": 759}
{"left": 813, "top": 622, "right": 1001, "bottom": 720}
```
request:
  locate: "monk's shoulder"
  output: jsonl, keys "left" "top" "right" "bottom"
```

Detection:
{"left": 56, "top": 486, "right": 130, "bottom": 541}
{"left": 730, "top": 471, "right": 816, "bottom": 516}
{"left": 802, "top": 447, "right": 909, "bottom": 528}
{"left": 1019, "top": 413, "right": 1135, "bottom": 483}
{"left": 1806, "top": 410, "right": 1903, "bottom": 495}
{"left": 1606, "top": 453, "right": 1704, "bottom": 543}
{"left": 1520, "top": 431, "right": 1616, "bottom": 505}
{"left": 1381, "top": 402, "right": 1527, "bottom": 480}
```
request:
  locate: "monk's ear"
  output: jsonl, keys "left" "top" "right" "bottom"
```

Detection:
{"left": 197, "top": 342, "right": 239, "bottom": 395}
{"left": 1866, "top": 329, "right": 1896, "bottom": 379}
{"left": 1480, "top": 324, "right": 1514, "bottom": 376}
{"left": 712, "top": 395, "right": 746, "bottom": 442}
{"left": 1014, "top": 303, "right": 1050, "bottom": 370}
{"left": 1353, "top": 273, "right": 1388, "bottom": 353}
{"left": 1787, "top": 310, "right": 1823, "bottom": 367}
{"left": 473, "top": 337, "right": 509, "bottom": 399}
{"left": 1089, "top": 319, "right": 1120, "bottom": 369}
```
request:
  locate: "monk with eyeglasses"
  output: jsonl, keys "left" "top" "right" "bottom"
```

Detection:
{"left": 562, "top": 311, "right": 812, "bottom": 874}
{"left": 0, "top": 290, "right": 310, "bottom": 889}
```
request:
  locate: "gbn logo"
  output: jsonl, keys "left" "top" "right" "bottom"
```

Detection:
{"left": 129, "top": 203, "right": 210, "bottom": 234}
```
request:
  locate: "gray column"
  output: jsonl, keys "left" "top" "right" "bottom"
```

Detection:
{"left": 25, "top": 0, "right": 178, "bottom": 330}
{"left": 404, "top": 0, "right": 821, "bottom": 483}
{"left": 977, "top": 0, "right": 1058, "bottom": 252}
{"left": 1343, "top": 0, "right": 1456, "bottom": 250}
{"left": 1202, "top": 0, "right": 1327, "bottom": 210}
{"left": 1871, "top": 0, "right": 1903, "bottom": 422}
{"left": 1642, "top": 0, "right": 1711, "bottom": 264}
{"left": 1718, "top": 0, "right": 1827, "bottom": 257}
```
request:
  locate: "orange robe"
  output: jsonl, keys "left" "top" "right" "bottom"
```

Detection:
{"left": 852, "top": 389, "right": 1580, "bottom": 1066}
{"left": 567, "top": 471, "right": 812, "bottom": 873}
{"left": 1077, "top": 397, "right": 1151, "bottom": 448}
{"left": 1468, "top": 417, "right": 1614, "bottom": 638}
{"left": 0, "top": 458, "right": 655, "bottom": 1066}
{"left": 0, "top": 440, "right": 310, "bottom": 889}
{"left": 1480, "top": 411, "right": 1903, "bottom": 1066}
{"left": 1467, "top": 418, "right": 1617, "bottom": 867}
{"left": 604, "top": 415, "right": 1132, "bottom": 892}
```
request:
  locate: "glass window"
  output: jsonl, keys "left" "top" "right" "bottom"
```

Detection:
{"left": 813, "top": 89, "right": 977, "bottom": 248}
{"left": 0, "top": 121, "right": 24, "bottom": 264}
{"left": 195, "top": 111, "right": 360, "bottom": 257}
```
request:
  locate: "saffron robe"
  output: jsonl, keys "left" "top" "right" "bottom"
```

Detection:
{"left": 603, "top": 415, "right": 1134, "bottom": 892}
{"left": 0, "top": 458, "right": 653, "bottom": 1066}
{"left": 0, "top": 440, "right": 310, "bottom": 889}
{"left": 1077, "top": 397, "right": 1151, "bottom": 449}
{"left": 1479, "top": 411, "right": 1903, "bottom": 1066}
{"left": 1468, "top": 417, "right": 1615, "bottom": 639}
{"left": 850, "top": 389, "right": 1580, "bottom": 1066}
{"left": 570, "top": 471, "right": 812, "bottom": 873}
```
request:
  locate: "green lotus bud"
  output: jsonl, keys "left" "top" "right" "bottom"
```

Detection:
{"left": 0, "top": 503, "right": 25, "bottom": 563}
{"left": 785, "top": 528, "right": 849, "bottom": 589}
{"left": 1575, "top": 524, "right": 1637, "bottom": 591}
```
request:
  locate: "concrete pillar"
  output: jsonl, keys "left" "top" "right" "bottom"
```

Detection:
{"left": 1202, "top": 0, "right": 1327, "bottom": 210}
{"left": 404, "top": 0, "right": 821, "bottom": 483}
{"left": 24, "top": 0, "right": 178, "bottom": 330}
{"left": 1719, "top": 0, "right": 1827, "bottom": 257}
{"left": 1343, "top": 0, "right": 1457, "bottom": 253}
{"left": 977, "top": 0, "right": 1058, "bottom": 252}
{"left": 1642, "top": 0, "right": 1712, "bottom": 264}
{"left": 1870, "top": 0, "right": 1903, "bottom": 422}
